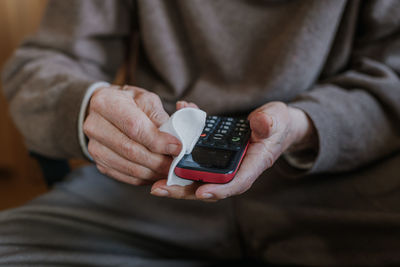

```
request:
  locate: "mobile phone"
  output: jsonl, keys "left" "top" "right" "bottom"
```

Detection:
{"left": 175, "top": 116, "right": 251, "bottom": 183}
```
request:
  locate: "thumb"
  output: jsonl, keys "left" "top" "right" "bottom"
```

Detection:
{"left": 248, "top": 102, "right": 288, "bottom": 140}
{"left": 248, "top": 110, "right": 274, "bottom": 140}
{"left": 134, "top": 91, "right": 170, "bottom": 127}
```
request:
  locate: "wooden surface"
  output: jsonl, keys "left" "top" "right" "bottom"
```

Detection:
{"left": 0, "top": 0, "right": 49, "bottom": 210}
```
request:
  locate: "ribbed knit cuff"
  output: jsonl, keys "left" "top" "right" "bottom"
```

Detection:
{"left": 78, "top": 81, "right": 110, "bottom": 160}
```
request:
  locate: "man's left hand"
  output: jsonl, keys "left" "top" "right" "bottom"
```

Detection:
{"left": 151, "top": 101, "right": 317, "bottom": 201}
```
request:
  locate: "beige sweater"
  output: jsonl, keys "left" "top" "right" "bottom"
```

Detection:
{"left": 2, "top": 0, "right": 400, "bottom": 176}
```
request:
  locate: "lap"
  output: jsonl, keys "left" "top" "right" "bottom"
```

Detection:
{"left": 1, "top": 153, "right": 400, "bottom": 266}
{"left": 237, "top": 152, "right": 400, "bottom": 266}
{"left": 0, "top": 166, "right": 242, "bottom": 266}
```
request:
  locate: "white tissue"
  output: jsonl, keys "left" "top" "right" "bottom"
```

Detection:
{"left": 159, "top": 108, "right": 207, "bottom": 186}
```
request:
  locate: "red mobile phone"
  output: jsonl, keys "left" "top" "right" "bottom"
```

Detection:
{"left": 175, "top": 116, "right": 251, "bottom": 183}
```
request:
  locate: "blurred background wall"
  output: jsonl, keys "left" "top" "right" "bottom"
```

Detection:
{"left": 0, "top": 0, "right": 49, "bottom": 210}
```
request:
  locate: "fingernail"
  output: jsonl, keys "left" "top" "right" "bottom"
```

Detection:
{"left": 202, "top": 193, "right": 214, "bottom": 199}
{"left": 167, "top": 144, "right": 181, "bottom": 155}
{"left": 151, "top": 188, "right": 169, "bottom": 197}
{"left": 176, "top": 101, "right": 185, "bottom": 108}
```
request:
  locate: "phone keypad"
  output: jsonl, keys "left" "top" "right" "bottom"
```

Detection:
{"left": 197, "top": 116, "right": 250, "bottom": 151}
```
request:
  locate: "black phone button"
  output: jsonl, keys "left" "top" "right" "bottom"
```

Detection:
{"left": 204, "top": 140, "right": 215, "bottom": 146}
{"left": 215, "top": 141, "right": 228, "bottom": 148}
{"left": 232, "top": 132, "right": 244, "bottom": 137}
{"left": 228, "top": 144, "right": 241, "bottom": 151}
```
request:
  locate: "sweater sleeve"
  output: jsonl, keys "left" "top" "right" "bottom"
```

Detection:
{"left": 1, "top": 0, "right": 132, "bottom": 159}
{"left": 277, "top": 0, "right": 400, "bottom": 176}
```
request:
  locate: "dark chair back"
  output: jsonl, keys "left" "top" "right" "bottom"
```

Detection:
{"left": 29, "top": 152, "right": 70, "bottom": 187}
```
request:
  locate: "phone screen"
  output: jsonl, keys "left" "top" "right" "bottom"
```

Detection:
{"left": 184, "top": 146, "right": 235, "bottom": 169}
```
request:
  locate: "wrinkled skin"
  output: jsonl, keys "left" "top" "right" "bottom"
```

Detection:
{"left": 151, "top": 101, "right": 316, "bottom": 201}
{"left": 85, "top": 85, "right": 316, "bottom": 201}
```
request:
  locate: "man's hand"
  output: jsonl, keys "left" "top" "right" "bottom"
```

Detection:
{"left": 150, "top": 101, "right": 317, "bottom": 201}
{"left": 83, "top": 85, "right": 182, "bottom": 185}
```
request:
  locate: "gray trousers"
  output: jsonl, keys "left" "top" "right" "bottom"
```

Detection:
{"left": 1, "top": 154, "right": 400, "bottom": 266}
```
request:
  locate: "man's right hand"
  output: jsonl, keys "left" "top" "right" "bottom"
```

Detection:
{"left": 83, "top": 85, "right": 182, "bottom": 186}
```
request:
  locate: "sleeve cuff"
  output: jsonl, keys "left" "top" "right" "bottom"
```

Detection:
{"left": 274, "top": 85, "right": 344, "bottom": 178}
{"left": 282, "top": 151, "right": 315, "bottom": 170}
{"left": 78, "top": 81, "right": 110, "bottom": 160}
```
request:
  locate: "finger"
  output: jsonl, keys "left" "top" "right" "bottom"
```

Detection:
{"left": 84, "top": 112, "right": 172, "bottom": 175}
{"left": 176, "top": 101, "right": 199, "bottom": 110}
{"left": 88, "top": 139, "right": 163, "bottom": 181}
{"left": 96, "top": 163, "right": 152, "bottom": 186}
{"left": 132, "top": 87, "right": 170, "bottom": 127}
{"left": 248, "top": 102, "right": 287, "bottom": 140}
{"left": 194, "top": 143, "right": 270, "bottom": 200}
{"left": 150, "top": 179, "right": 201, "bottom": 200}
{"left": 90, "top": 89, "right": 182, "bottom": 156}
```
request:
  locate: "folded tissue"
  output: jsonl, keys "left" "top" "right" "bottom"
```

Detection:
{"left": 159, "top": 108, "right": 206, "bottom": 186}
